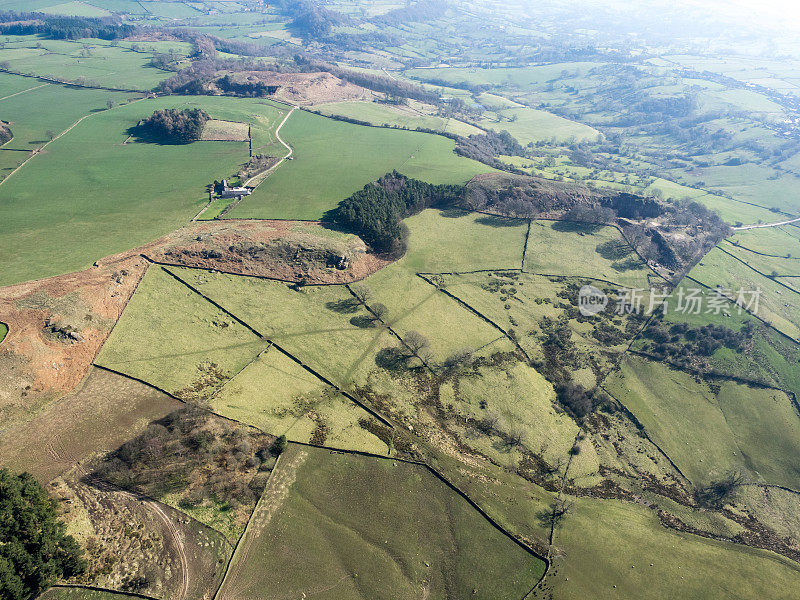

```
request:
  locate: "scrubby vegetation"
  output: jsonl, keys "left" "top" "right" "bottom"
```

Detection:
{"left": 0, "top": 122, "right": 11, "bottom": 145}
{"left": 94, "top": 407, "right": 272, "bottom": 516}
{"left": 639, "top": 316, "right": 754, "bottom": 367}
{"left": 136, "top": 108, "right": 210, "bottom": 144}
{"left": 329, "top": 171, "right": 464, "bottom": 254}
{"left": 0, "top": 469, "right": 85, "bottom": 600}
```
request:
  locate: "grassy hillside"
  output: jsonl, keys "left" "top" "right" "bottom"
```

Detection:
{"left": 0, "top": 95, "right": 286, "bottom": 286}
{"left": 216, "top": 443, "right": 546, "bottom": 600}
{"left": 227, "top": 109, "right": 492, "bottom": 220}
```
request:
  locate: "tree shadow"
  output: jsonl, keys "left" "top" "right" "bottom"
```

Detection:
{"left": 124, "top": 124, "right": 194, "bottom": 146}
{"left": 551, "top": 220, "right": 603, "bottom": 234}
{"left": 349, "top": 315, "right": 376, "bottom": 328}
{"left": 438, "top": 207, "right": 470, "bottom": 218}
{"left": 375, "top": 346, "right": 409, "bottom": 371}
{"left": 325, "top": 298, "right": 360, "bottom": 314}
{"left": 475, "top": 214, "right": 524, "bottom": 227}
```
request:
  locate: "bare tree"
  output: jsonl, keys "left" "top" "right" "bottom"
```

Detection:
{"left": 45, "top": 130, "right": 55, "bottom": 141}
{"left": 403, "top": 330, "right": 429, "bottom": 355}
{"left": 351, "top": 284, "right": 372, "bottom": 305}
{"left": 370, "top": 302, "right": 388, "bottom": 322}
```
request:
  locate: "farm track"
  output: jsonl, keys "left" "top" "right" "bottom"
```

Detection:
{"left": 242, "top": 105, "right": 296, "bottom": 189}
{"left": 0, "top": 82, "right": 49, "bottom": 102}
{"left": 733, "top": 216, "right": 800, "bottom": 230}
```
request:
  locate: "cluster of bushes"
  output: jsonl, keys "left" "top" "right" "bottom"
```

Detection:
{"left": 0, "top": 469, "right": 85, "bottom": 600}
{"left": 0, "top": 122, "right": 11, "bottom": 145}
{"left": 137, "top": 108, "right": 209, "bottom": 143}
{"left": 455, "top": 130, "right": 526, "bottom": 169}
{"left": 94, "top": 407, "right": 273, "bottom": 512}
{"left": 639, "top": 319, "right": 754, "bottom": 363}
{"left": 0, "top": 11, "right": 134, "bottom": 40}
{"left": 328, "top": 171, "right": 464, "bottom": 255}
{"left": 216, "top": 74, "right": 278, "bottom": 97}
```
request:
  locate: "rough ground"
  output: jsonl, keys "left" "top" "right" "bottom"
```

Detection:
{"left": 52, "top": 469, "right": 231, "bottom": 600}
{"left": 0, "top": 255, "right": 149, "bottom": 430}
{"left": 144, "top": 219, "right": 391, "bottom": 283}
{"left": 239, "top": 71, "right": 373, "bottom": 106}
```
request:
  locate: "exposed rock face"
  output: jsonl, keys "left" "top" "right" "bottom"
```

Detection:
{"left": 0, "top": 122, "right": 12, "bottom": 145}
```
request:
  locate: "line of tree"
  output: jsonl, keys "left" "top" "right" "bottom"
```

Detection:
{"left": 328, "top": 171, "right": 464, "bottom": 255}
{"left": 136, "top": 108, "right": 209, "bottom": 143}
{"left": 0, "top": 469, "right": 86, "bottom": 600}
{"left": 216, "top": 74, "right": 278, "bottom": 97}
{"left": 0, "top": 11, "right": 134, "bottom": 40}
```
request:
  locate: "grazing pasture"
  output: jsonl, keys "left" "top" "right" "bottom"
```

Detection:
{"left": 605, "top": 356, "right": 800, "bottom": 489}
{"left": 0, "top": 38, "right": 174, "bottom": 90}
{"left": 0, "top": 95, "right": 285, "bottom": 287}
{"left": 550, "top": 496, "right": 800, "bottom": 600}
{"left": 227, "top": 109, "right": 492, "bottom": 220}
{"left": 210, "top": 346, "right": 389, "bottom": 454}
{"left": 216, "top": 444, "right": 546, "bottom": 600}
{"left": 41, "top": 1, "right": 112, "bottom": 17}
{"left": 689, "top": 247, "right": 800, "bottom": 340}
{"left": 523, "top": 220, "right": 654, "bottom": 288}
{"left": 314, "top": 99, "right": 484, "bottom": 136}
{"left": 95, "top": 266, "right": 266, "bottom": 399}
{"left": 0, "top": 74, "right": 137, "bottom": 174}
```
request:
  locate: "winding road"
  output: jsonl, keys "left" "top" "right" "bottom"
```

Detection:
{"left": 243, "top": 105, "right": 296, "bottom": 188}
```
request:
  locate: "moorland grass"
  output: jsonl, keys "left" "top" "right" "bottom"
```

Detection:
{"left": 216, "top": 443, "right": 546, "bottom": 600}
{"left": 210, "top": 346, "right": 388, "bottom": 454}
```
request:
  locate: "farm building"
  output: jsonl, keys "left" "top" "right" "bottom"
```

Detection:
{"left": 218, "top": 179, "right": 252, "bottom": 199}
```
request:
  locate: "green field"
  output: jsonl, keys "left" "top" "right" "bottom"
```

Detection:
{"left": 0, "top": 38, "right": 174, "bottom": 90}
{"left": 605, "top": 356, "right": 800, "bottom": 488}
{"left": 524, "top": 220, "right": 655, "bottom": 288}
{"left": 0, "top": 94, "right": 286, "bottom": 286}
{"left": 550, "top": 495, "right": 800, "bottom": 600}
{"left": 227, "top": 109, "right": 493, "bottom": 220}
{"left": 95, "top": 266, "right": 267, "bottom": 399}
{"left": 478, "top": 104, "right": 601, "bottom": 145}
{"left": 689, "top": 247, "right": 800, "bottom": 340}
{"left": 210, "top": 346, "right": 389, "bottom": 454}
{"left": 0, "top": 73, "right": 138, "bottom": 174}
{"left": 41, "top": 2, "right": 112, "bottom": 16}
{"left": 216, "top": 443, "right": 546, "bottom": 600}
{"left": 314, "top": 100, "right": 483, "bottom": 137}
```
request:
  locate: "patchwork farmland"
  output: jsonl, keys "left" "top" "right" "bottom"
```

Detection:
{"left": 2, "top": 3, "right": 800, "bottom": 600}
